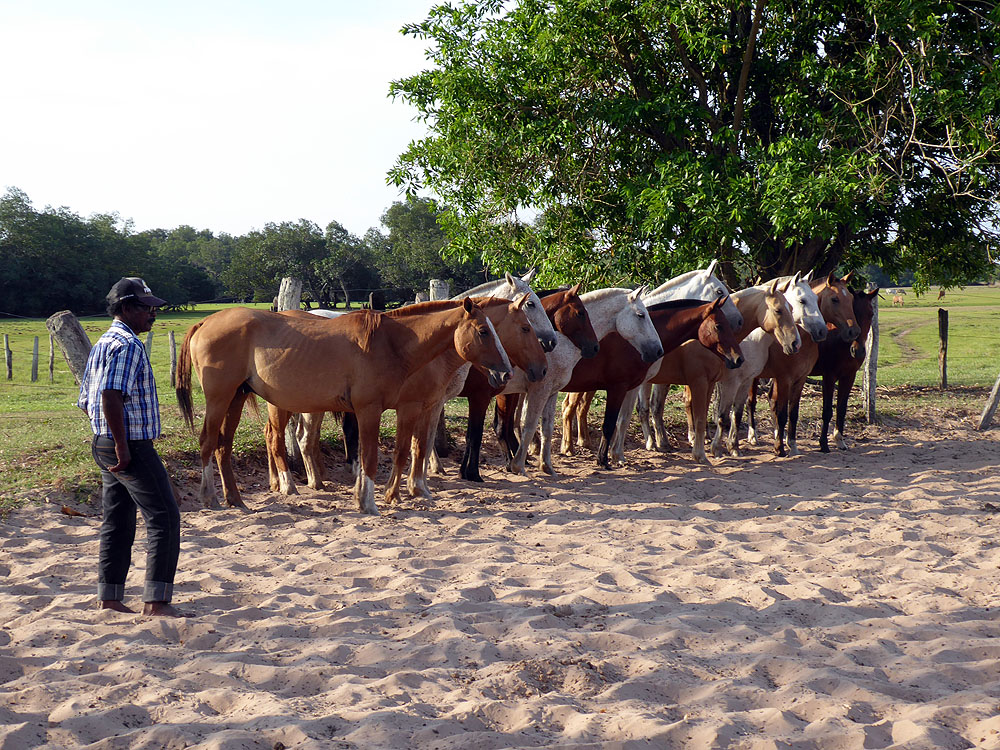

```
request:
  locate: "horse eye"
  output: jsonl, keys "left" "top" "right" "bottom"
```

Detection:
{"left": 717, "top": 289, "right": 723, "bottom": 296}
{"left": 636, "top": 311, "right": 645, "bottom": 318}
{"left": 833, "top": 297, "right": 840, "bottom": 304}
{"left": 578, "top": 310, "right": 586, "bottom": 318}
{"left": 522, "top": 326, "right": 530, "bottom": 333}
{"left": 527, "top": 300, "right": 535, "bottom": 308}
{"left": 479, "top": 328, "right": 489, "bottom": 337}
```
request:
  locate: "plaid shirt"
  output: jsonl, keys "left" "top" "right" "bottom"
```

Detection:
{"left": 78, "top": 320, "right": 161, "bottom": 440}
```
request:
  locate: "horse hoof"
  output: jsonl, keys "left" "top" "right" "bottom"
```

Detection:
{"left": 819, "top": 445, "right": 830, "bottom": 454}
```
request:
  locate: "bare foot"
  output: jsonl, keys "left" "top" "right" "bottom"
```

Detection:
{"left": 142, "top": 602, "right": 191, "bottom": 618}
{"left": 99, "top": 600, "right": 135, "bottom": 613}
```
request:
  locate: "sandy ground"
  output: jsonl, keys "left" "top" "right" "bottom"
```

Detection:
{"left": 2, "top": 404, "right": 1000, "bottom": 750}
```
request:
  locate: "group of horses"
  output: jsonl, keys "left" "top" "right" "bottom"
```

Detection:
{"left": 175, "top": 263, "right": 878, "bottom": 515}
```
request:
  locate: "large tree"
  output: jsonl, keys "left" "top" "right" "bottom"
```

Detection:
{"left": 390, "top": 0, "right": 999, "bottom": 290}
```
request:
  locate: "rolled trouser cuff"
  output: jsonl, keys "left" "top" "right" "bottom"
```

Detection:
{"left": 143, "top": 580, "right": 173, "bottom": 603}
{"left": 98, "top": 583, "right": 126, "bottom": 601}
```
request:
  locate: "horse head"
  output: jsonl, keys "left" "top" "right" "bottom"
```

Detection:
{"left": 454, "top": 298, "right": 513, "bottom": 388}
{"left": 779, "top": 272, "right": 828, "bottom": 343}
{"left": 493, "top": 294, "right": 548, "bottom": 382}
{"left": 813, "top": 273, "right": 861, "bottom": 343}
{"left": 617, "top": 287, "right": 664, "bottom": 363}
{"left": 501, "top": 272, "right": 558, "bottom": 352}
{"left": 849, "top": 288, "right": 879, "bottom": 360}
{"left": 696, "top": 296, "right": 744, "bottom": 369}
{"left": 544, "top": 282, "right": 600, "bottom": 359}
{"left": 763, "top": 279, "right": 802, "bottom": 355}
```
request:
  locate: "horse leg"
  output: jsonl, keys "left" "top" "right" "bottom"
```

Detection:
{"left": 510, "top": 389, "right": 546, "bottom": 475}
{"left": 610, "top": 387, "right": 640, "bottom": 464}
{"left": 650, "top": 383, "right": 671, "bottom": 451}
{"left": 730, "top": 381, "right": 752, "bottom": 457}
{"left": 460, "top": 391, "right": 490, "bottom": 483}
{"left": 834, "top": 373, "right": 856, "bottom": 450}
{"left": 597, "top": 389, "right": 627, "bottom": 469}
{"left": 819, "top": 374, "right": 835, "bottom": 453}
{"left": 539, "top": 392, "right": 559, "bottom": 475}
{"left": 385, "top": 406, "right": 417, "bottom": 507}
{"left": 341, "top": 412, "right": 360, "bottom": 476}
{"left": 353, "top": 406, "right": 381, "bottom": 515}
{"left": 424, "top": 403, "right": 446, "bottom": 476}
{"left": 688, "top": 383, "right": 711, "bottom": 464}
{"left": 494, "top": 393, "right": 520, "bottom": 461}
{"left": 214, "top": 390, "right": 251, "bottom": 509}
{"left": 560, "top": 392, "right": 579, "bottom": 455}
{"left": 265, "top": 406, "right": 298, "bottom": 496}
{"left": 711, "top": 384, "right": 731, "bottom": 458}
{"left": 264, "top": 418, "right": 280, "bottom": 492}
{"left": 298, "top": 412, "right": 325, "bottom": 490}
{"left": 746, "top": 379, "right": 759, "bottom": 446}
{"left": 636, "top": 382, "right": 654, "bottom": 450}
{"left": 408, "top": 408, "right": 437, "bottom": 500}
{"left": 786, "top": 377, "right": 806, "bottom": 456}
{"left": 769, "top": 378, "right": 789, "bottom": 457}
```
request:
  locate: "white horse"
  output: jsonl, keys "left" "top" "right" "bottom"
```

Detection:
{"left": 641, "top": 260, "right": 743, "bottom": 331}
{"left": 455, "top": 269, "right": 558, "bottom": 352}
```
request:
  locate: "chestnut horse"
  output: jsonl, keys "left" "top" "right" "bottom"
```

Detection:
{"left": 813, "top": 287, "right": 879, "bottom": 452}
{"left": 455, "top": 285, "right": 598, "bottom": 483}
{"left": 176, "top": 299, "right": 512, "bottom": 513}
{"left": 555, "top": 296, "right": 743, "bottom": 468}
{"left": 266, "top": 296, "right": 547, "bottom": 503}
{"left": 746, "top": 274, "right": 861, "bottom": 456}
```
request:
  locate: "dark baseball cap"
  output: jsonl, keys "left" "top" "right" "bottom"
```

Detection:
{"left": 107, "top": 277, "right": 168, "bottom": 307}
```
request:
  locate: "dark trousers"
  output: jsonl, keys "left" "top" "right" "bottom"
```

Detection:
{"left": 92, "top": 436, "right": 180, "bottom": 603}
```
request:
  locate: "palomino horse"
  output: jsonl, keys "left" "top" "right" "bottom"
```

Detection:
{"left": 556, "top": 297, "right": 743, "bottom": 468}
{"left": 578, "top": 278, "right": 801, "bottom": 465}
{"left": 455, "top": 285, "right": 598, "bottom": 483}
{"left": 266, "top": 297, "right": 547, "bottom": 502}
{"left": 710, "top": 272, "right": 833, "bottom": 458}
{"left": 494, "top": 287, "right": 662, "bottom": 476}
{"left": 746, "top": 274, "right": 861, "bottom": 456}
{"left": 176, "top": 299, "right": 512, "bottom": 513}
{"left": 813, "top": 287, "right": 879, "bottom": 452}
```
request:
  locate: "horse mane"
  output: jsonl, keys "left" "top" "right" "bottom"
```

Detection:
{"left": 349, "top": 309, "right": 384, "bottom": 353}
{"left": 535, "top": 286, "right": 572, "bottom": 299}
{"left": 454, "top": 277, "right": 512, "bottom": 299}
{"left": 580, "top": 287, "right": 629, "bottom": 303}
{"left": 644, "top": 298, "right": 707, "bottom": 313}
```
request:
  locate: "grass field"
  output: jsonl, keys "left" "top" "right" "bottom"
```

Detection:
{"left": 2, "top": 286, "right": 998, "bottom": 508}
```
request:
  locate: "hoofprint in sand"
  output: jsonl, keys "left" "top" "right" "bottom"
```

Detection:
{"left": 2, "top": 414, "right": 1000, "bottom": 750}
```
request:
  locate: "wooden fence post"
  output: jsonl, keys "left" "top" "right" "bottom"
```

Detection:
{"left": 938, "top": 308, "right": 948, "bottom": 390}
{"left": 31, "top": 336, "right": 39, "bottom": 382}
{"left": 429, "top": 279, "right": 450, "bottom": 301}
{"left": 144, "top": 330, "right": 154, "bottom": 356}
{"left": 4, "top": 334, "right": 11, "bottom": 380}
{"left": 861, "top": 296, "right": 878, "bottom": 423}
{"left": 978, "top": 373, "right": 1000, "bottom": 430}
{"left": 45, "top": 310, "right": 93, "bottom": 386}
{"left": 169, "top": 331, "right": 177, "bottom": 388}
{"left": 48, "top": 334, "right": 55, "bottom": 382}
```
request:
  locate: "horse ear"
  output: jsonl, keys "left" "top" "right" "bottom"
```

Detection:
{"left": 627, "top": 286, "right": 643, "bottom": 302}
{"left": 521, "top": 267, "right": 537, "bottom": 283}
{"left": 504, "top": 272, "right": 517, "bottom": 287}
{"left": 462, "top": 297, "right": 475, "bottom": 315}
{"left": 569, "top": 282, "right": 583, "bottom": 296}
{"left": 513, "top": 292, "right": 529, "bottom": 310}
{"left": 767, "top": 279, "right": 779, "bottom": 296}
{"left": 791, "top": 270, "right": 802, "bottom": 285}
{"left": 868, "top": 287, "right": 880, "bottom": 299}
{"left": 704, "top": 259, "right": 718, "bottom": 277}
{"left": 842, "top": 271, "right": 856, "bottom": 284}
{"left": 826, "top": 271, "right": 837, "bottom": 286}
{"left": 802, "top": 269, "right": 814, "bottom": 282}
{"left": 777, "top": 278, "right": 793, "bottom": 293}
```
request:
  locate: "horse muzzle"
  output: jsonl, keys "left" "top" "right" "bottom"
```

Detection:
{"left": 808, "top": 323, "right": 828, "bottom": 342}
{"left": 539, "top": 335, "right": 557, "bottom": 353}
{"left": 487, "top": 368, "right": 512, "bottom": 389}
{"left": 525, "top": 363, "right": 547, "bottom": 383}
{"left": 579, "top": 341, "right": 600, "bottom": 359}
{"left": 725, "top": 352, "right": 744, "bottom": 370}
{"left": 641, "top": 344, "right": 664, "bottom": 363}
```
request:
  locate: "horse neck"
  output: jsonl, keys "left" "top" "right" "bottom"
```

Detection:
{"left": 455, "top": 279, "right": 507, "bottom": 299}
{"left": 580, "top": 290, "right": 629, "bottom": 339}
{"left": 732, "top": 287, "right": 772, "bottom": 342}
{"left": 391, "top": 304, "right": 470, "bottom": 376}
{"left": 643, "top": 271, "right": 702, "bottom": 304}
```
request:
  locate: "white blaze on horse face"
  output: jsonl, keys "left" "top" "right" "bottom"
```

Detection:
{"left": 484, "top": 316, "right": 513, "bottom": 376}
{"left": 493, "top": 273, "right": 558, "bottom": 351}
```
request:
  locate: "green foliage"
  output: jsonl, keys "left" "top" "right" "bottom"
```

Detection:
{"left": 390, "top": 0, "right": 1000, "bottom": 288}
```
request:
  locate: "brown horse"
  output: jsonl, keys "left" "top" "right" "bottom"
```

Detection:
{"left": 748, "top": 274, "right": 861, "bottom": 456}
{"left": 548, "top": 296, "right": 742, "bottom": 468}
{"left": 458, "top": 285, "right": 598, "bottom": 482}
{"left": 265, "top": 296, "right": 547, "bottom": 502}
{"left": 176, "top": 299, "right": 512, "bottom": 513}
{"left": 813, "top": 288, "right": 879, "bottom": 452}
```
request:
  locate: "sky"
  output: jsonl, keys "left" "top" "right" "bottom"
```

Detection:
{"left": 0, "top": 0, "right": 439, "bottom": 239}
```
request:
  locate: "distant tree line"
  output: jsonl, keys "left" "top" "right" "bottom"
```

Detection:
{"left": 0, "top": 188, "right": 486, "bottom": 317}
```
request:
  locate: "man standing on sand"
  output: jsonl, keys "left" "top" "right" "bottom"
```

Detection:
{"left": 77, "top": 277, "right": 185, "bottom": 617}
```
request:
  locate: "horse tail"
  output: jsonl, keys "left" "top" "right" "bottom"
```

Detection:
{"left": 176, "top": 321, "right": 204, "bottom": 433}
{"left": 244, "top": 391, "right": 261, "bottom": 421}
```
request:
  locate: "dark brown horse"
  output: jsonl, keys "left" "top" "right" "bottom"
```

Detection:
{"left": 813, "top": 288, "right": 879, "bottom": 452}
{"left": 555, "top": 296, "right": 742, "bottom": 469}
{"left": 748, "top": 274, "right": 861, "bottom": 456}
{"left": 459, "top": 285, "right": 599, "bottom": 482}
{"left": 176, "top": 299, "right": 512, "bottom": 513}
